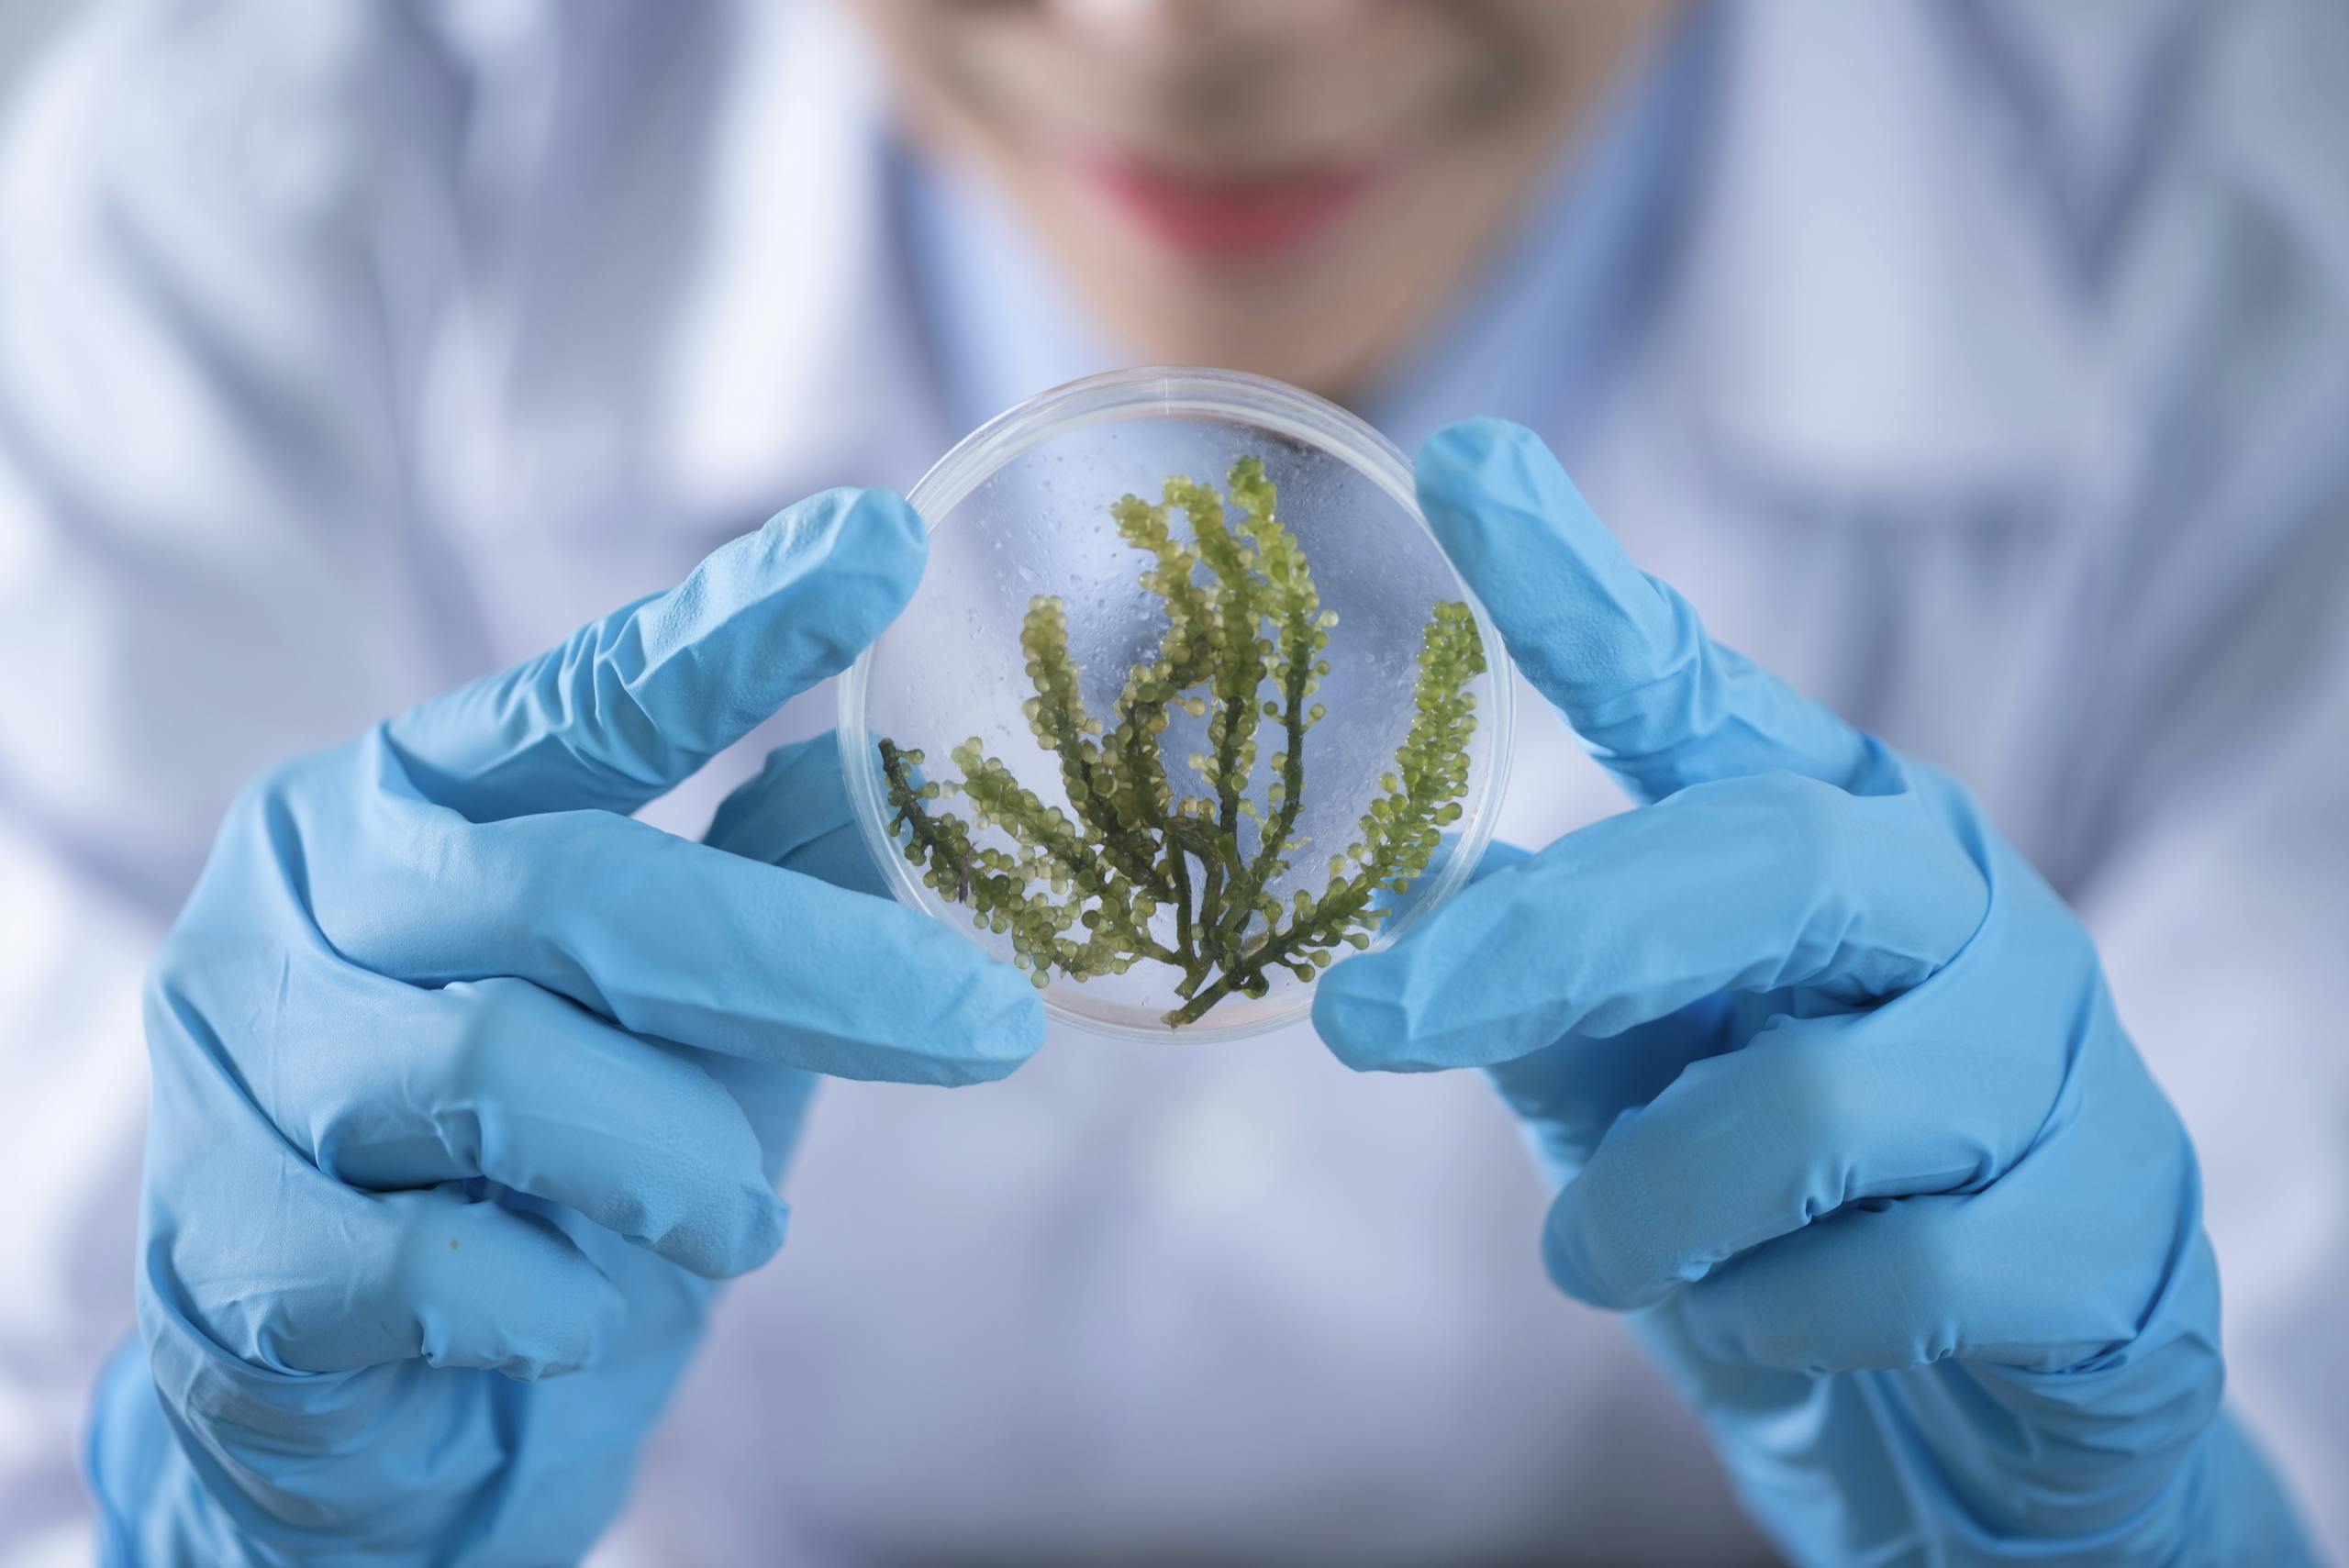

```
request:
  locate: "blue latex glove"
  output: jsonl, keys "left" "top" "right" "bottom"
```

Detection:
{"left": 1314, "top": 420, "right": 2317, "bottom": 1566}
{"left": 84, "top": 490, "right": 1043, "bottom": 1567}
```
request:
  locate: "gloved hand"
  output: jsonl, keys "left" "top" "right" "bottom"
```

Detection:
{"left": 1313, "top": 420, "right": 2317, "bottom": 1566}
{"left": 84, "top": 490, "right": 1044, "bottom": 1567}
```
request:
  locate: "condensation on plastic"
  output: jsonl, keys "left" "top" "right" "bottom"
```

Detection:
{"left": 839, "top": 367, "right": 1515, "bottom": 1041}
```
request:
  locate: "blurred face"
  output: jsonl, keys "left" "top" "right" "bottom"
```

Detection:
{"left": 847, "top": 0, "right": 1682, "bottom": 398}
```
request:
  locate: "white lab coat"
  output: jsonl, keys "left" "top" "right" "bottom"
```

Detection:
{"left": 2, "top": 3, "right": 2345, "bottom": 1564}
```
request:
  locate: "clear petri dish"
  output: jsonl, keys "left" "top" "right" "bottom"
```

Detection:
{"left": 838, "top": 366, "right": 1515, "bottom": 1042}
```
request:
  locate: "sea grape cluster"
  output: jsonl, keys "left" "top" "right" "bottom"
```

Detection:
{"left": 880, "top": 456, "right": 1484, "bottom": 1027}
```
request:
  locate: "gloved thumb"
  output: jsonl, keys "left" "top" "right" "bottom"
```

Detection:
{"left": 703, "top": 731, "right": 892, "bottom": 897}
{"left": 1414, "top": 419, "right": 1879, "bottom": 803}
{"left": 389, "top": 488, "right": 926, "bottom": 821}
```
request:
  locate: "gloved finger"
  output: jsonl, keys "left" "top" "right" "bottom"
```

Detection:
{"left": 384, "top": 488, "right": 925, "bottom": 822}
{"left": 1673, "top": 1188, "right": 2199, "bottom": 1380}
{"left": 703, "top": 732, "right": 890, "bottom": 895}
{"left": 1415, "top": 419, "right": 1888, "bottom": 803}
{"left": 308, "top": 745, "right": 1042, "bottom": 1085}
{"left": 1486, "top": 996, "right": 1743, "bottom": 1181}
{"left": 690, "top": 736, "right": 883, "bottom": 1177}
{"left": 687, "top": 736, "right": 876, "bottom": 1180}
{"left": 272, "top": 966, "right": 786, "bottom": 1280}
{"left": 1540, "top": 1003, "right": 2063, "bottom": 1311}
{"left": 1314, "top": 770, "right": 1987, "bottom": 1071}
{"left": 1675, "top": 1040, "right": 2204, "bottom": 1376}
{"left": 1380, "top": 838, "right": 1740, "bottom": 1174}
{"left": 154, "top": 1177, "right": 626, "bottom": 1381}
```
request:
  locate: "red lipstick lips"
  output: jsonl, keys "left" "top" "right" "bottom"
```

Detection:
{"left": 1085, "top": 152, "right": 1387, "bottom": 258}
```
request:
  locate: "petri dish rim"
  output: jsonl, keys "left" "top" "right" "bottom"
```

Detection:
{"left": 836, "top": 364, "right": 1517, "bottom": 1043}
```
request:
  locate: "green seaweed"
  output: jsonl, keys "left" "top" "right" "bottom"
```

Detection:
{"left": 881, "top": 457, "right": 1484, "bottom": 1028}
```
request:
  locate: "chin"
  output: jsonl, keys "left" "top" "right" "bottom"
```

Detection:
{"left": 1015, "top": 168, "right": 1411, "bottom": 397}
{"left": 1123, "top": 309, "right": 1380, "bottom": 402}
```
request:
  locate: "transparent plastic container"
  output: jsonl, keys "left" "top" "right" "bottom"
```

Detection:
{"left": 839, "top": 366, "right": 1515, "bottom": 1041}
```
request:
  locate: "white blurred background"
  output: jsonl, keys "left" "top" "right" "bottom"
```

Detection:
{"left": 0, "top": 0, "right": 72, "bottom": 98}
{"left": 2, "top": 5, "right": 2342, "bottom": 1565}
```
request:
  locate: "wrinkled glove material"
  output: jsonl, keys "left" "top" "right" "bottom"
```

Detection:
{"left": 1315, "top": 419, "right": 2317, "bottom": 1568}
{"left": 86, "top": 488, "right": 1042, "bottom": 1566}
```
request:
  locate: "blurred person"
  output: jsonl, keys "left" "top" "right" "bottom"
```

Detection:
{"left": 1, "top": 1, "right": 2344, "bottom": 1564}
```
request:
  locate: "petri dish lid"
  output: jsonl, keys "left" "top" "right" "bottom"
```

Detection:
{"left": 838, "top": 366, "right": 1514, "bottom": 1042}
